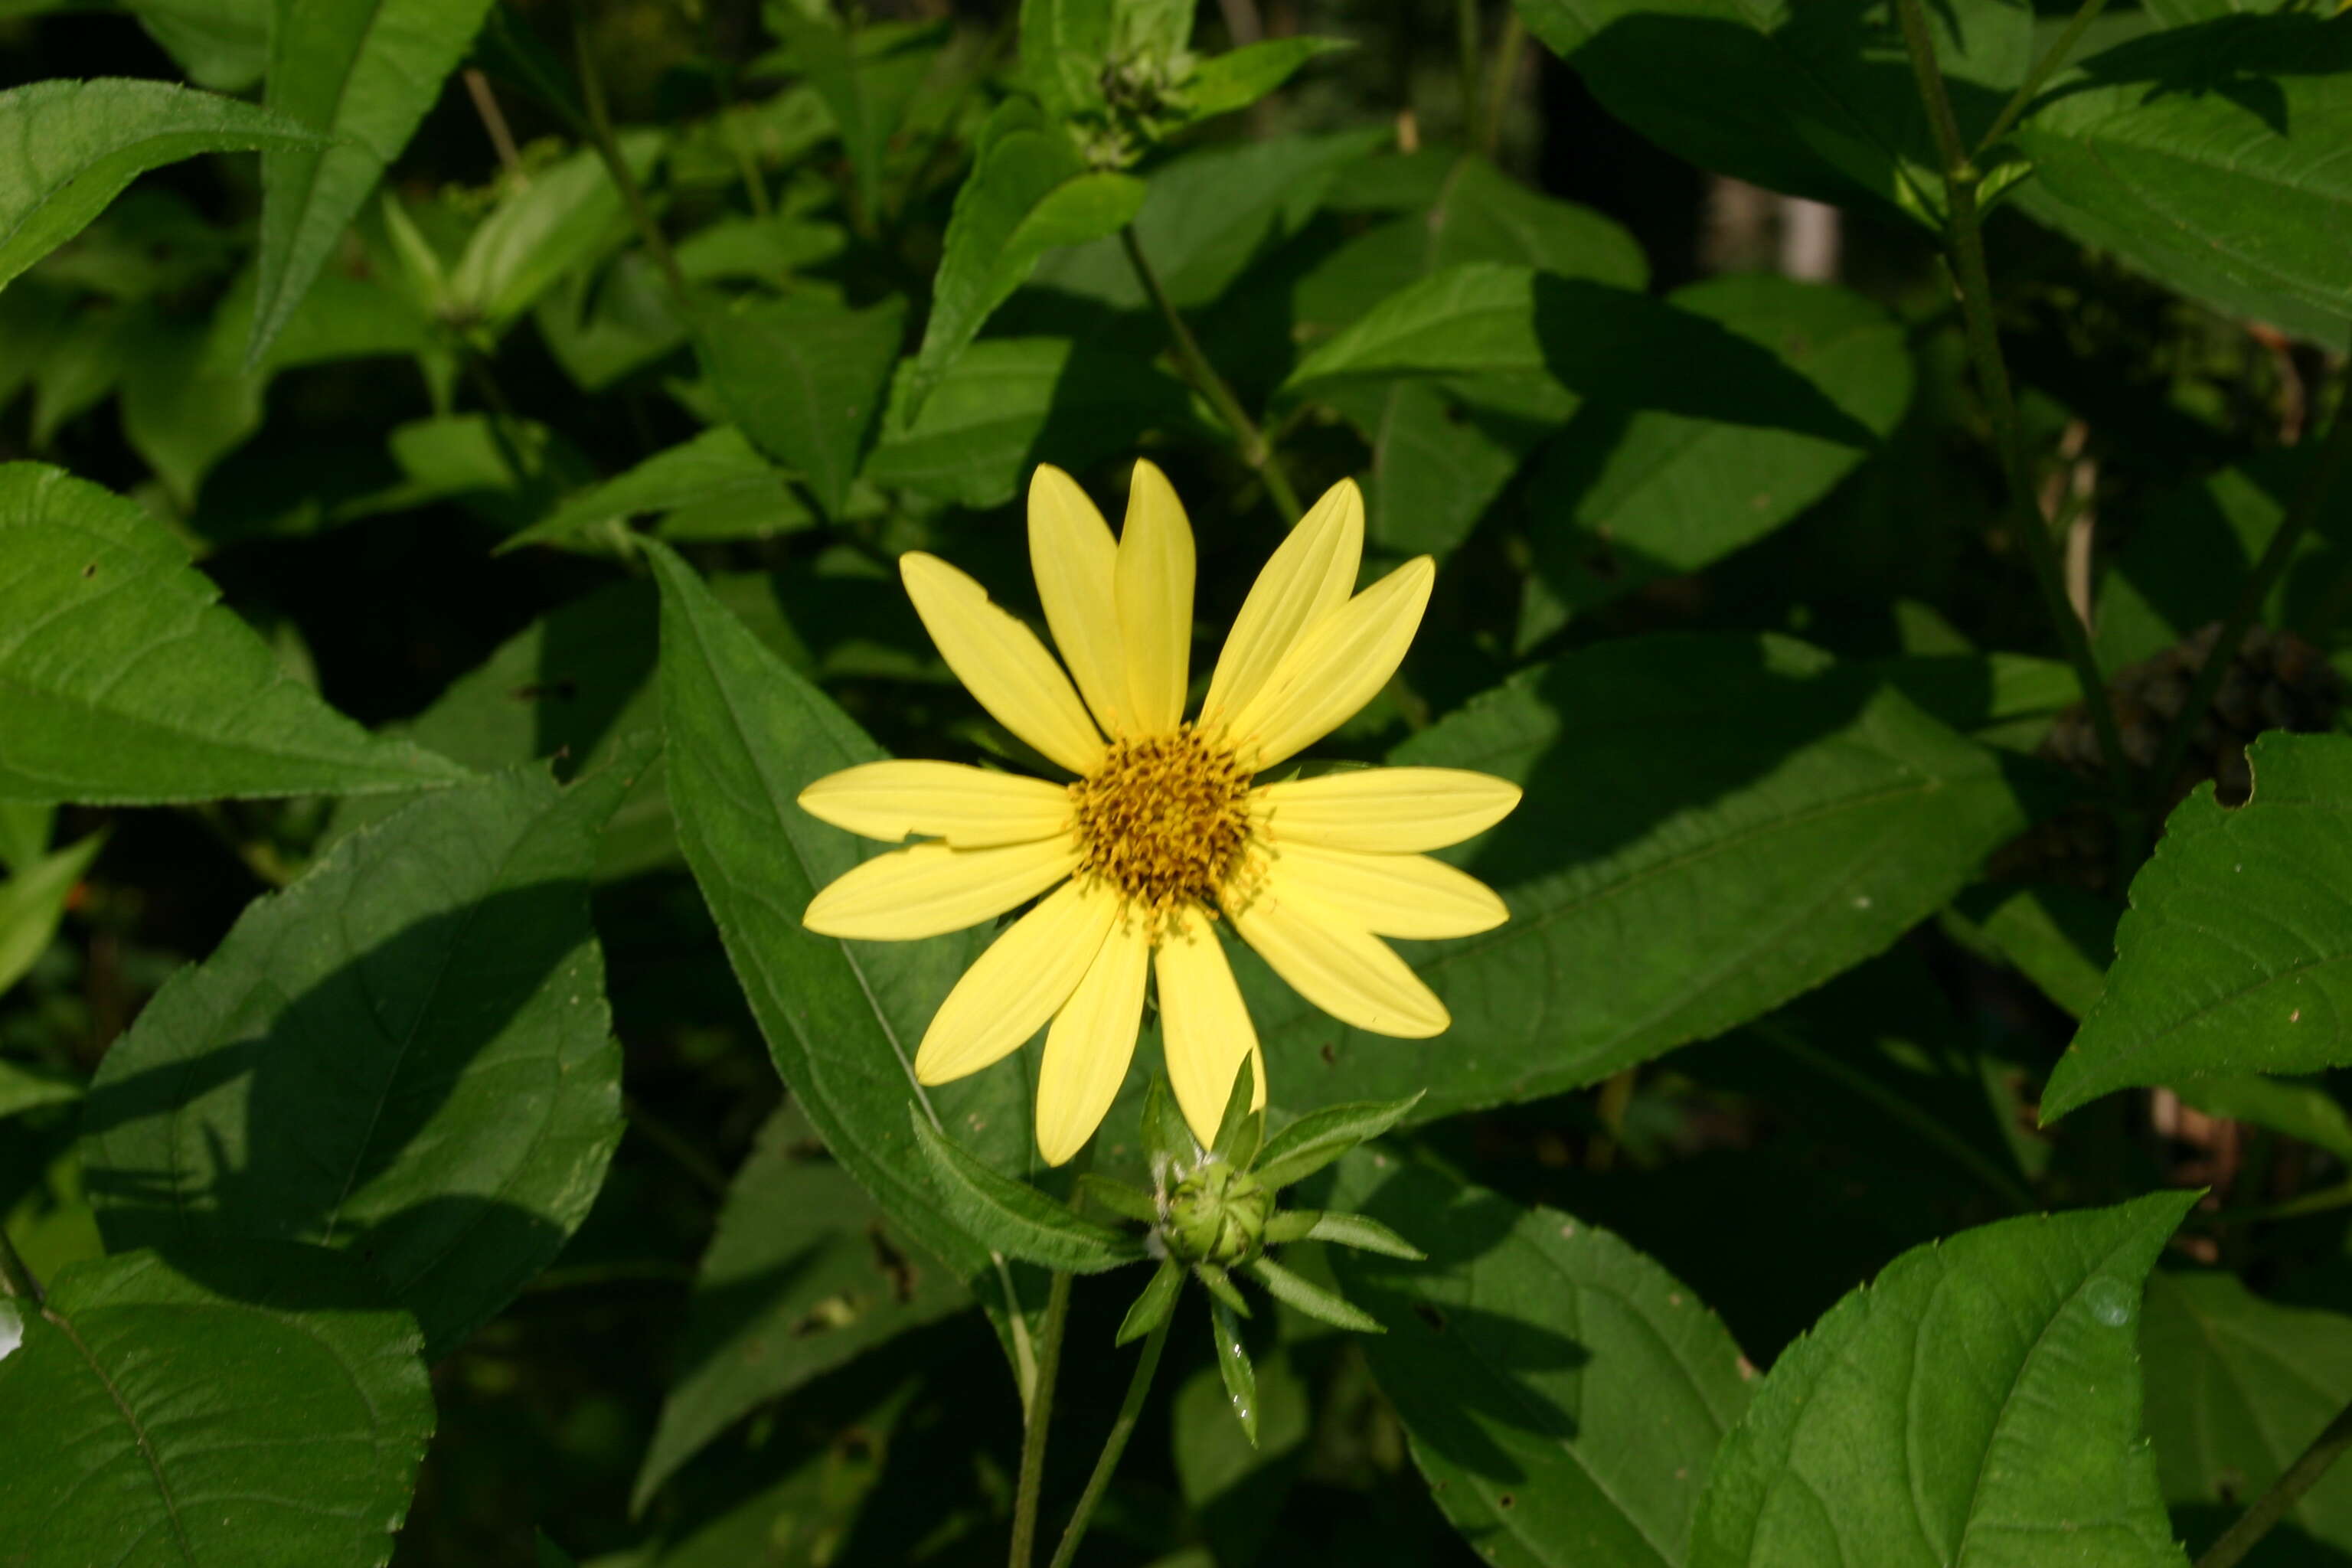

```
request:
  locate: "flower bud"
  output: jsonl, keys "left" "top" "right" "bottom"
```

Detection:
{"left": 1163, "top": 1159, "right": 1272, "bottom": 1266}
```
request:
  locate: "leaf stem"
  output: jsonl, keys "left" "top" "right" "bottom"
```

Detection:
{"left": 1478, "top": 12, "right": 1527, "bottom": 158}
{"left": 573, "top": 10, "right": 690, "bottom": 309}
{"left": 1892, "top": 0, "right": 2139, "bottom": 854}
{"left": 2140, "top": 386, "right": 2352, "bottom": 815}
{"left": 1118, "top": 226, "right": 1304, "bottom": 522}
{"left": 1008, "top": 1269, "right": 1073, "bottom": 1568}
{"left": 1044, "top": 1308, "right": 1173, "bottom": 1568}
{"left": 0, "top": 1225, "right": 44, "bottom": 1303}
{"left": 2196, "top": 1396, "right": 2352, "bottom": 1568}
{"left": 1975, "top": 0, "right": 2108, "bottom": 158}
{"left": 1455, "top": 0, "right": 1484, "bottom": 145}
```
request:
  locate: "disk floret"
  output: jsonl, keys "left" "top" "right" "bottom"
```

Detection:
{"left": 1070, "top": 725, "right": 1251, "bottom": 922}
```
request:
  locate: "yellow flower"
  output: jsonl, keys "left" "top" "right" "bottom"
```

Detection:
{"left": 798, "top": 460, "right": 1521, "bottom": 1164}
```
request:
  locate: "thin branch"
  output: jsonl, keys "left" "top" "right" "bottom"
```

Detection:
{"left": 463, "top": 69, "right": 527, "bottom": 181}
{"left": 1478, "top": 13, "right": 1527, "bottom": 158}
{"left": 2196, "top": 1398, "right": 2352, "bottom": 1568}
{"left": 1975, "top": 0, "right": 2110, "bottom": 157}
{"left": 1008, "top": 1271, "right": 1074, "bottom": 1568}
{"left": 1893, "top": 0, "right": 2140, "bottom": 853}
{"left": 1119, "top": 227, "right": 1304, "bottom": 521}
{"left": 0, "top": 1226, "right": 44, "bottom": 1304}
{"left": 1044, "top": 1308, "right": 1174, "bottom": 1568}
{"left": 573, "top": 10, "right": 690, "bottom": 308}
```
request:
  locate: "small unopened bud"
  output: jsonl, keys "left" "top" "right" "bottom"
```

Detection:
{"left": 1164, "top": 1160, "right": 1272, "bottom": 1266}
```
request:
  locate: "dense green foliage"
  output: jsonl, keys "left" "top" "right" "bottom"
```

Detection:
{"left": 3, "top": 0, "right": 2351, "bottom": 1564}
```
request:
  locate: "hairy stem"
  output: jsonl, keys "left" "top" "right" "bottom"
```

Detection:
{"left": 1975, "top": 0, "right": 2109, "bottom": 157}
{"left": 0, "top": 1225, "right": 44, "bottom": 1304}
{"left": 2196, "top": 1398, "right": 2352, "bottom": 1568}
{"left": 2141, "top": 388, "right": 2352, "bottom": 813}
{"left": 1044, "top": 1308, "right": 1174, "bottom": 1568}
{"left": 1119, "top": 227, "right": 1304, "bottom": 522}
{"left": 1893, "top": 0, "right": 2138, "bottom": 848}
{"left": 1008, "top": 1270, "right": 1073, "bottom": 1568}
{"left": 1479, "top": 13, "right": 1527, "bottom": 158}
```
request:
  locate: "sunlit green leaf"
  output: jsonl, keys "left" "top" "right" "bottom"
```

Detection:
{"left": 697, "top": 294, "right": 904, "bottom": 520}
{"left": 449, "top": 134, "right": 662, "bottom": 330}
{"left": 1256, "top": 635, "right": 2030, "bottom": 1121}
{"left": 83, "top": 761, "right": 638, "bottom": 1356}
{"left": 1690, "top": 1192, "right": 2197, "bottom": 1567}
{"left": 250, "top": 0, "right": 499, "bottom": 363}
{"left": 0, "top": 829, "right": 100, "bottom": 995}
{"left": 0, "top": 1241, "right": 434, "bottom": 1567}
{"left": 2042, "top": 734, "right": 2352, "bottom": 1120}
{"left": 503, "top": 426, "right": 808, "bottom": 555}
{"left": 0, "top": 463, "right": 473, "bottom": 804}
{"left": 0, "top": 78, "right": 321, "bottom": 294}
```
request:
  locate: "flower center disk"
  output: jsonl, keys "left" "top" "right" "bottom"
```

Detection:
{"left": 1070, "top": 726, "right": 1251, "bottom": 922}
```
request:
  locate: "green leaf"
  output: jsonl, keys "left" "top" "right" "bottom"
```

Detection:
{"left": 865, "top": 338, "right": 1197, "bottom": 511}
{"left": 903, "top": 98, "right": 1145, "bottom": 416}
{"left": 0, "top": 802, "right": 53, "bottom": 874}
{"left": 2014, "top": 14, "right": 2352, "bottom": 349}
{"left": 1210, "top": 1298, "right": 1259, "bottom": 1446}
{"left": 82, "top": 762, "right": 635, "bottom": 1357}
{"left": 0, "top": 78, "right": 322, "bottom": 295}
{"left": 646, "top": 541, "right": 1037, "bottom": 1337}
{"left": 1210, "top": 1056, "right": 1263, "bottom": 1168}
{"left": 767, "top": 11, "right": 942, "bottom": 222}
{"left": 1246, "top": 1255, "right": 1380, "bottom": 1332}
{"left": 2041, "top": 734, "right": 2352, "bottom": 1120}
{"left": 0, "top": 829, "right": 100, "bottom": 995}
{"left": 1690, "top": 1192, "right": 2198, "bottom": 1568}
{"left": 1513, "top": 0, "right": 2030, "bottom": 224}
{"left": 1251, "top": 1094, "right": 1422, "bottom": 1191}
{"left": 1020, "top": 0, "right": 1115, "bottom": 120}
{"left": 2171, "top": 1075, "right": 2352, "bottom": 1163}
{"left": 1119, "top": 1256, "right": 1184, "bottom": 1345}
{"left": 910, "top": 1107, "right": 1144, "bottom": 1273}
{"left": 1327, "top": 1154, "right": 1753, "bottom": 1567}
{"left": 128, "top": 0, "right": 271, "bottom": 92}
{"left": 1305, "top": 154, "right": 1649, "bottom": 554}
{"left": 1173, "top": 1336, "right": 1312, "bottom": 1563}
{"left": 1143, "top": 1073, "right": 1200, "bottom": 1174}
{"left": 1955, "top": 881, "right": 2118, "bottom": 1020}
{"left": 0, "top": 1057, "right": 83, "bottom": 1119}
{"left": 1031, "top": 128, "right": 1387, "bottom": 313}
{"left": 696, "top": 293, "right": 905, "bottom": 520}
{"left": 2142, "top": 1270, "right": 2352, "bottom": 1559}
{"left": 1524, "top": 274, "right": 1913, "bottom": 621}
{"left": 502, "top": 425, "right": 807, "bottom": 555}
{"left": 1178, "top": 36, "right": 1351, "bottom": 122}
{"left": 0, "top": 1241, "right": 434, "bottom": 1567}
{"left": 448, "top": 134, "right": 662, "bottom": 331}
{"left": 120, "top": 311, "right": 265, "bottom": 507}
{"left": 250, "top": 0, "right": 499, "bottom": 364}
{"left": 1300, "top": 1210, "right": 1423, "bottom": 1260}
{"left": 1256, "top": 635, "right": 2030, "bottom": 1121}
{"left": 632, "top": 1107, "right": 969, "bottom": 1511}
{"left": 0, "top": 463, "right": 473, "bottom": 804}
{"left": 1077, "top": 1173, "right": 1156, "bottom": 1224}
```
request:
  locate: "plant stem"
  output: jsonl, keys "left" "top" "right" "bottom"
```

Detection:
{"left": 1975, "top": 0, "right": 2109, "bottom": 158}
{"left": 622, "top": 1093, "right": 730, "bottom": 1201}
{"left": 1893, "top": 0, "right": 2138, "bottom": 844}
{"left": 0, "top": 1225, "right": 44, "bottom": 1303}
{"left": 1119, "top": 227, "right": 1304, "bottom": 522}
{"left": 1044, "top": 1309, "right": 1173, "bottom": 1568}
{"left": 1455, "top": 0, "right": 1483, "bottom": 144}
{"left": 2140, "top": 388, "right": 2352, "bottom": 814}
{"left": 2196, "top": 1397, "right": 2352, "bottom": 1568}
{"left": 573, "top": 10, "right": 690, "bottom": 308}
{"left": 1008, "top": 1270, "right": 1073, "bottom": 1568}
{"left": 465, "top": 351, "right": 541, "bottom": 498}
{"left": 1478, "top": 13, "right": 1527, "bottom": 158}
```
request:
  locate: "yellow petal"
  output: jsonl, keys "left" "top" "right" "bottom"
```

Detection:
{"left": 1259, "top": 841, "right": 1508, "bottom": 939}
{"left": 916, "top": 878, "right": 1116, "bottom": 1084}
{"left": 1034, "top": 916, "right": 1149, "bottom": 1165}
{"left": 900, "top": 552, "right": 1106, "bottom": 775}
{"left": 1116, "top": 458, "right": 1195, "bottom": 734}
{"left": 1227, "top": 877, "right": 1448, "bottom": 1039}
{"left": 1028, "top": 466, "right": 1132, "bottom": 737}
{"left": 799, "top": 760, "right": 1073, "bottom": 847}
{"left": 802, "top": 837, "right": 1077, "bottom": 940}
{"left": 1155, "top": 907, "right": 1265, "bottom": 1148}
{"left": 1200, "top": 478, "right": 1363, "bottom": 732}
{"left": 1253, "top": 766, "right": 1522, "bottom": 852}
{"left": 1225, "top": 557, "right": 1434, "bottom": 770}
